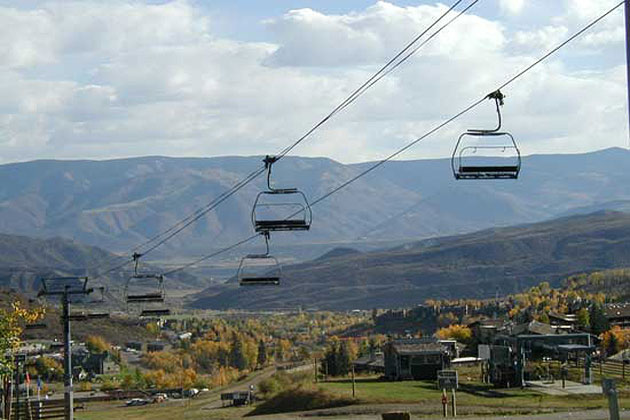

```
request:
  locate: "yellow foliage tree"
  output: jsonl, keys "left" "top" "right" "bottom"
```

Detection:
{"left": 0, "top": 301, "right": 44, "bottom": 374}
{"left": 435, "top": 324, "right": 472, "bottom": 343}
{"left": 85, "top": 335, "right": 110, "bottom": 354}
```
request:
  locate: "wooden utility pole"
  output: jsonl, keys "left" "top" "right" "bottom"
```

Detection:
{"left": 351, "top": 364, "right": 356, "bottom": 398}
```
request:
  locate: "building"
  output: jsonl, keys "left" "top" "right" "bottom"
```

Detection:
{"left": 72, "top": 349, "right": 120, "bottom": 376}
{"left": 468, "top": 319, "right": 509, "bottom": 343}
{"left": 384, "top": 338, "right": 452, "bottom": 381}
{"left": 548, "top": 312, "right": 577, "bottom": 331}
{"left": 510, "top": 320, "right": 559, "bottom": 336}
{"left": 604, "top": 303, "right": 630, "bottom": 329}
{"left": 489, "top": 331, "right": 596, "bottom": 388}
{"left": 352, "top": 352, "right": 385, "bottom": 374}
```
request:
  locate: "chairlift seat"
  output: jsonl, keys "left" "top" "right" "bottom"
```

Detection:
{"left": 456, "top": 165, "right": 519, "bottom": 180}
{"left": 254, "top": 219, "right": 309, "bottom": 232}
{"left": 460, "top": 165, "right": 519, "bottom": 173}
{"left": 240, "top": 277, "right": 280, "bottom": 286}
{"left": 126, "top": 293, "right": 165, "bottom": 303}
{"left": 140, "top": 309, "right": 171, "bottom": 317}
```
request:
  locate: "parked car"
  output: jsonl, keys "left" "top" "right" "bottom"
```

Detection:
{"left": 126, "top": 398, "right": 148, "bottom": 407}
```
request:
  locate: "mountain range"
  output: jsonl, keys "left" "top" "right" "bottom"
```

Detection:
{"left": 2, "top": 148, "right": 630, "bottom": 271}
{"left": 189, "top": 211, "right": 630, "bottom": 310}
{"left": 0, "top": 233, "right": 205, "bottom": 295}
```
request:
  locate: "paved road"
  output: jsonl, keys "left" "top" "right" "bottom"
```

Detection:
{"left": 249, "top": 405, "right": 629, "bottom": 420}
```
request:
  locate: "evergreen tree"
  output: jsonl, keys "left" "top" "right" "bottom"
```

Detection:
{"left": 589, "top": 304, "right": 610, "bottom": 335}
{"left": 606, "top": 332, "right": 620, "bottom": 356}
{"left": 230, "top": 334, "right": 247, "bottom": 370}
{"left": 337, "top": 341, "right": 351, "bottom": 376}
{"left": 257, "top": 339, "right": 267, "bottom": 368}
{"left": 322, "top": 342, "right": 338, "bottom": 377}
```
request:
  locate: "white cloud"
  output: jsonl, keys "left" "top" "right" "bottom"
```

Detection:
{"left": 499, "top": 0, "right": 525, "bottom": 16}
{"left": 264, "top": 1, "right": 505, "bottom": 66}
{"left": 0, "top": 1, "right": 627, "bottom": 165}
{"left": 513, "top": 25, "right": 569, "bottom": 51}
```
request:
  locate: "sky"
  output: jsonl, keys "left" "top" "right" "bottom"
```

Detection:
{"left": 0, "top": 0, "right": 628, "bottom": 164}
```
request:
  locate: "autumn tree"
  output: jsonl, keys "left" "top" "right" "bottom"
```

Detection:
{"left": 0, "top": 301, "right": 44, "bottom": 375}
{"left": 34, "top": 356, "right": 63, "bottom": 381}
{"left": 576, "top": 307, "right": 590, "bottom": 330}
{"left": 436, "top": 324, "right": 473, "bottom": 343}
{"left": 86, "top": 335, "right": 109, "bottom": 354}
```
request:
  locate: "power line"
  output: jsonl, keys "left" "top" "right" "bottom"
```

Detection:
{"left": 89, "top": 0, "right": 477, "bottom": 277}
{"left": 156, "top": 0, "right": 625, "bottom": 277}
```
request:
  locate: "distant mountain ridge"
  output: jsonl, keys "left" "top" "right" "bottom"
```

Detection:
{"left": 0, "top": 233, "right": 205, "bottom": 293}
{"left": 189, "top": 211, "right": 630, "bottom": 310}
{"left": 1, "top": 148, "right": 630, "bottom": 266}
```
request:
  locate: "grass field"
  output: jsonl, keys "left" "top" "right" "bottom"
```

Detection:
{"left": 69, "top": 372, "right": 630, "bottom": 419}
{"left": 319, "top": 376, "right": 630, "bottom": 416}
{"left": 74, "top": 398, "right": 251, "bottom": 420}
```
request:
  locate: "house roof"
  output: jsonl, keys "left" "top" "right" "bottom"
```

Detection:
{"left": 353, "top": 353, "right": 385, "bottom": 368}
{"left": 604, "top": 303, "right": 630, "bottom": 319}
{"left": 548, "top": 311, "right": 577, "bottom": 323}
{"left": 389, "top": 339, "right": 444, "bottom": 355}
{"left": 511, "top": 321, "right": 557, "bottom": 336}
{"left": 468, "top": 318, "right": 506, "bottom": 328}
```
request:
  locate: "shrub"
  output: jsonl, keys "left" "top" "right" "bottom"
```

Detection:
{"left": 249, "top": 386, "right": 354, "bottom": 416}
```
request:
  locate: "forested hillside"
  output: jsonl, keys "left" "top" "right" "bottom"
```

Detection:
{"left": 191, "top": 211, "right": 630, "bottom": 310}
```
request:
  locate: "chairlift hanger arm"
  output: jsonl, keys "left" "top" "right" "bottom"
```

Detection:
{"left": 263, "top": 155, "right": 297, "bottom": 193}
{"left": 468, "top": 90, "right": 504, "bottom": 134}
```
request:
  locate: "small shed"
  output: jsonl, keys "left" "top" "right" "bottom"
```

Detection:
{"left": 384, "top": 338, "right": 450, "bottom": 380}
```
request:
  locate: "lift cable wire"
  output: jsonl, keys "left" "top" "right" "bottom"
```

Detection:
{"left": 153, "top": 0, "right": 624, "bottom": 277}
{"left": 134, "top": 0, "right": 471, "bottom": 252}
{"left": 274, "top": 0, "right": 473, "bottom": 160}
{"left": 87, "top": 0, "right": 478, "bottom": 279}
{"left": 85, "top": 166, "right": 265, "bottom": 278}
{"left": 162, "top": 234, "right": 261, "bottom": 276}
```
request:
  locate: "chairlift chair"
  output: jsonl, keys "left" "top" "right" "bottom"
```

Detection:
{"left": 252, "top": 156, "right": 312, "bottom": 232}
{"left": 125, "top": 274, "right": 166, "bottom": 303}
{"left": 237, "top": 232, "right": 281, "bottom": 286}
{"left": 125, "top": 253, "right": 170, "bottom": 318}
{"left": 452, "top": 90, "right": 521, "bottom": 180}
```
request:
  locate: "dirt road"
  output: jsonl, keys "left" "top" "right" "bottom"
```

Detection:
{"left": 201, "top": 366, "right": 277, "bottom": 410}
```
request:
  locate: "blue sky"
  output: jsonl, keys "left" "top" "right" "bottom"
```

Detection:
{"left": 0, "top": 0, "right": 627, "bottom": 164}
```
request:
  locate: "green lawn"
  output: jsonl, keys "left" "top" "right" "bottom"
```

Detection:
{"left": 68, "top": 373, "right": 630, "bottom": 419}
{"left": 319, "top": 376, "right": 630, "bottom": 415}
